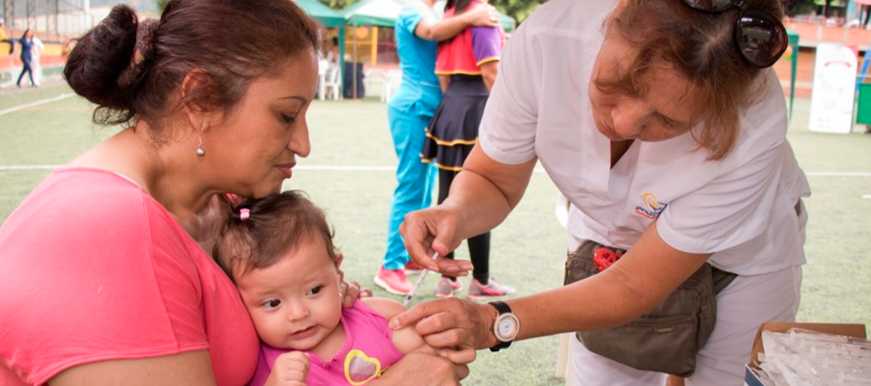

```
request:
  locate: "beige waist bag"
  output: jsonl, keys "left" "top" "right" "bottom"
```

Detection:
{"left": 563, "top": 240, "right": 737, "bottom": 377}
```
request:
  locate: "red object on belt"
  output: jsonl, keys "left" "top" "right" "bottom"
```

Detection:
{"left": 593, "top": 247, "right": 623, "bottom": 271}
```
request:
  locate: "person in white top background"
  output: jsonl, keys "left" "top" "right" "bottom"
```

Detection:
{"left": 30, "top": 32, "right": 44, "bottom": 86}
{"left": 391, "top": 0, "right": 810, "bottom": 385}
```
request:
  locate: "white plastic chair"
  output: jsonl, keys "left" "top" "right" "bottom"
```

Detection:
{"left": 317, "top": 59, "right": 329, "bottom": 101}
{"left": 364, "top": 68, "right": 384, "bottom": 98}
{"left": 323, "top": 66, "right": 342, "bottom": 101}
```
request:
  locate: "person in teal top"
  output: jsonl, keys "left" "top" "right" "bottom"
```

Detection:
{"left": 375, "top": 0, "right": 498, "bottom": 295}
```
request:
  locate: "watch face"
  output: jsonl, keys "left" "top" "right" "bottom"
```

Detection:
{"left": 495, "top": 314, "right": 519, "bottom": 341}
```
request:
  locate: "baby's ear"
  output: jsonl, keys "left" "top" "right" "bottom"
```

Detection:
{"left": 334, "top": 252, "right": 344, "bottom": 271}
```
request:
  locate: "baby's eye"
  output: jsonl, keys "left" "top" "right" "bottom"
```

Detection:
{"left": 307, "top": 286, "right": 323, "bottom": 296}
{"left": 263, "top": 299, "right": 281, "bottom": 308}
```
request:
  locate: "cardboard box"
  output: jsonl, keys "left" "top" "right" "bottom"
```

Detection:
{"left": 744, "top": 322, "right": 867, "bottom": 386}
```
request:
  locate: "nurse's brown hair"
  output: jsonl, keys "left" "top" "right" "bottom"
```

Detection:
{"left": 600, "top": 0, "right": 784, "bottom": 160}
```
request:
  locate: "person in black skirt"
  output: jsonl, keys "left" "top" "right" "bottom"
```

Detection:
{"left": 420, "top": 0, "right": 514, "bottom": 299}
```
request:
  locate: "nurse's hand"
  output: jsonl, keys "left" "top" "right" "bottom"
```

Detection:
{"left": 399, "top": 207, "right": 473, "bottom": 276}
{"left": 390, "top": 298, "right": 497, "bottom": 361}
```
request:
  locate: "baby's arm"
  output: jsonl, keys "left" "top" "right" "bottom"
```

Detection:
{"left": 360, "top": 297, "right": 435, "bottom": 355}
{"left": 263, "top": 352, "right": 310, "bottom": 386}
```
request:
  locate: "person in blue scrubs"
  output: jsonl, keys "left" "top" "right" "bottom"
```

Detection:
{"left": 16, "top": 29, "right": 36, "bottom": 87}
{"left": 375, "top": 0, "right": 498, "bottom": 295}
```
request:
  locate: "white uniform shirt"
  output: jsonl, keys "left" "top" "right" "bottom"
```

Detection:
{"left": 478, "top": 0, "right": 810, "bottom": 275}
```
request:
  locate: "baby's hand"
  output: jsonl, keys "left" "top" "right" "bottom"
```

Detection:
{"left": 264, "top": 352, "right": 310, "bottom": 386}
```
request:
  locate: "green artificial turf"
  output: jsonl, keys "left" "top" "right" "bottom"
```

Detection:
{"left": 1, "top": 84, "right": 868, "bottom": 385}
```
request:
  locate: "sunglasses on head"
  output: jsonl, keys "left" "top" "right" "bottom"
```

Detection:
{"left": 681, "top": 0, "right": 788, "bottom": 68}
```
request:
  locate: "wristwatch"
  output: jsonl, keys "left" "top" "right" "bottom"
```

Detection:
{"left": 489, "top": 300, "right": 520, "bottom": 352}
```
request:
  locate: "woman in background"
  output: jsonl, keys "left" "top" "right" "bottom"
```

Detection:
{"left": 420, "top": 0, "right": 514, "bottom": 299}
{"left": 15, "top": 29, "right": 35, "bottom": 87}
{"left": 375, "top": 0, "right": 498, "bottom": 295}
{"left": 30, "top": 31, "right": 44, "bottom": 86}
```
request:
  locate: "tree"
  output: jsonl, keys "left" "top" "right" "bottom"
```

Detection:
{"left": 786, "top": 0, "right": 817, "bottom": 16}
{"left": 317, "top": 0, "right": 357, "bottom": 10}
{"left": 489, "top": 0, "right": 548, "bottom": 23}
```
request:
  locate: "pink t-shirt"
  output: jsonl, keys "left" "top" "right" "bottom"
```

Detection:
{"left": 0, "top": 168, "right": 259, "bottom": 386}
{"left": 249, "top": 300, "right": 404, "bottom": 386}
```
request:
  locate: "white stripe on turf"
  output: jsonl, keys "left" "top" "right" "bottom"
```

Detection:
{"left": 0, "top": 93, "right": 74, "bottom": 117}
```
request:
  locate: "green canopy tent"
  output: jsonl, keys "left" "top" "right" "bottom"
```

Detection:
{"left": 295, "top": 0, "right": 348, "bottom": 98}
{"left": 343, "top": 0, "right": 410, "bottom": 27}
{"left": 295, "top": 0, "right": 346, "bottom": 26}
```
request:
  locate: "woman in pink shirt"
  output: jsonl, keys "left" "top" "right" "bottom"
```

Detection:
{"left": 0, "top": 0, "right": 469, "bottom": 385}
{"left": 214, "top": 191, "right": 434, "bottom": 386}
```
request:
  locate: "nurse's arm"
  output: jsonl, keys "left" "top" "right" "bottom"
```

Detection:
{"left": 498, "top": 225, "right": 712, "bottom": 347}
{"left": 443, "top": 145, "right": 536, "bottom": 241}
{"left": 414, "top": 5, "right": 498, "bottom": 42}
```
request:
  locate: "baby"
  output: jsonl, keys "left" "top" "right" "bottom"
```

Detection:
{"left": 213, "top": 191, "right": 432, "bottom": 385}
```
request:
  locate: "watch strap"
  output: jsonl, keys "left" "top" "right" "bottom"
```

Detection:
{"left": 488, "top": 301, "right": 513, "bottom": 352}
{"left": 490, "top": 300, "right": 512, "bottom": 315}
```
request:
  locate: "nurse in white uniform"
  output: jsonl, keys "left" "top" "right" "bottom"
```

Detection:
{"left": 391, "top": 0, "right": 810, "bottom": 385}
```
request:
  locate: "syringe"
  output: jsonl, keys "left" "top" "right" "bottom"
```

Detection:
{"left": 402, "top": 252, "right": 439, "bottom": 307}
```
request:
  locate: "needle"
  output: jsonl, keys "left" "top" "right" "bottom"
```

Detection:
{"left": 402, "top": 252, "right": 439, "bottom": 307}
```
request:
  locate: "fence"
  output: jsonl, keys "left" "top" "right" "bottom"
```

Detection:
{"left": 2, "top": 0, "right": 90, "bottom": 42}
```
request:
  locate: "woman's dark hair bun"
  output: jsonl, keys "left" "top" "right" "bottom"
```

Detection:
{"left": 64, "top": 0, "right": 320, "bottom": 130}
{"left": 63, "top": 5, "right": 139, "bottom": 123}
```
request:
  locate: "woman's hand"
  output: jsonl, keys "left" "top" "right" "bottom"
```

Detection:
{"left": 399, "top": 207, "right": 473, "bottom": 276}
{"left": 339, "top": 279, "right": 372, "bottom": 308}
{"left": 390, "top": 298, "right": 497, "bottom": 361}
{"left": 463, "top": 4, "right": 500, "bottom": 28}
{"left": 373, "top": 352, "right": 469, "bottom": 386}
{"left": 264, "top": 352, "right": 309, "bottom": 386}
{"left": 413, "top": 3, "right": 497, "bottom": 41}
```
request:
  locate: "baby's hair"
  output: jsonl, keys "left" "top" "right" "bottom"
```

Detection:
{"left": 213, "top": 191, "right": 339, "bottom": 282}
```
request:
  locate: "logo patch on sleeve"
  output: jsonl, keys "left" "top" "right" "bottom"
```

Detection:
{"left": 634, "top": 191, "right": 667, "bottom": 220}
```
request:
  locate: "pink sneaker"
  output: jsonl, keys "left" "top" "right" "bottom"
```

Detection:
{"left": 404, "top": 260, "right": 424, "bottom": 275}
{"left": 435, "top": 277, "right": 463, "bottom": 298}
{"left": 467, "top": 277, "right": 515, "bottom": 299}
{"left": 374, "top": 266, "right": 412, "bottom": 295}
